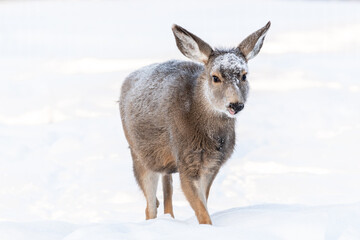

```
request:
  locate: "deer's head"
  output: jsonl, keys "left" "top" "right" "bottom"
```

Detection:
{"left": 172, "top": 22, "right": 270, "bottom": 118}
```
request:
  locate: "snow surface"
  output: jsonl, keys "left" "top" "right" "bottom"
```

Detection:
{"left": 0, "top": 204, "right": 359, "bottom": 239}
{"left": 1, "top": 0, "right": 360, "bottom": 239}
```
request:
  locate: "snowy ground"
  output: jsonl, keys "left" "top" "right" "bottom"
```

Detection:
{"left": 0, "top": 0, "right": 360, "bottom": 239}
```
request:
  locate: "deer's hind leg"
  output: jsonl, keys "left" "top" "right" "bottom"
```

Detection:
{"left": 162, "top": 174, "right": 174, "bottom": 217}
{"left": 131, "top": 150, "right": 160, "bottom": 220}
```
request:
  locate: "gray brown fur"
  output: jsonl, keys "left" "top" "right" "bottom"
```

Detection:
{"left": 119, "top": 22, "right": 270, "bottom": 224}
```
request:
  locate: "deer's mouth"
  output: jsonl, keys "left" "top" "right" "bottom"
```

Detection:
{"left": 227, "top": 107, "right": 236, "bottom": 115}
{"left": 227, "top": 102, "right": 244, "bottom": 116}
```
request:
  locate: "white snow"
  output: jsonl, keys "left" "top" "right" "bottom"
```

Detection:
{"left": 211, "top": 53, "right": 248, "bottom": 77}
{"left": 1, "top": 0, "right": 360, "bottom": 239}
{"left": 0, "top": 204, "right": 359, "bottom": 240}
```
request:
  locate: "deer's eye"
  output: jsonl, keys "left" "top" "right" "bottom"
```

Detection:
{"left": 212, "top": 75, "right": 221, "bottom": 83}
{"left": 242, "top": 74, "right": 247, "bottom": 81}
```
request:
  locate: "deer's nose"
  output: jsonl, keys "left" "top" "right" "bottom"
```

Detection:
{"left": 229, "top": 102, "right": 244, "bottom": 114}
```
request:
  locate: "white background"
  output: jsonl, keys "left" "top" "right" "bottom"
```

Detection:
{"left": 0, "top": 0, "right": 359, "bottom": 239}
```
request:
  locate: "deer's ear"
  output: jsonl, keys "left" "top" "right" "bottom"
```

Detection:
{"left": 238, "top": 21, "right": 271, "bottom": 61}
{"left": 172, "top": 24, "right": 213, "bottom": 64}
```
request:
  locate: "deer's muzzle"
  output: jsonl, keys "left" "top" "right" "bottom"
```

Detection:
{"left": 228, "top": 102, "right": 244, "bottom": 115}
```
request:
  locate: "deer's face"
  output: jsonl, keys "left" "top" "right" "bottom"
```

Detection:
{"left": 204, "top": 52, "right": 249, "bottom": 118}
{"left": 172, "top": 22, "right": 270, "bottom": 118}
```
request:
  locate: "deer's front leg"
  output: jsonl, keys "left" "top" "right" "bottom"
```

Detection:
{"left": 180, "top": 173, "right": 212, "bottom": 224}
{"left": 205, "top": 169, "right": 219, "bottom": 202}
{"left": 178, "top": 152, "right": 218, "bottom": 225}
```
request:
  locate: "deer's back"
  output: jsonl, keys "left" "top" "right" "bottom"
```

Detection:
{"left": 120, "top": 60, "right": 203, "bottom": 172}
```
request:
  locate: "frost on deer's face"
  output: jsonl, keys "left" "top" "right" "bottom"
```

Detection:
{"left": 203, "top": 52, "right": 249, "bottom": 118}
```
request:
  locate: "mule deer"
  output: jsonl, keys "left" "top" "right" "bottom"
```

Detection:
{"left": 119, "top": 22, "right": 270, "bottom": 224}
